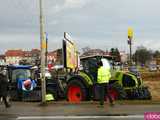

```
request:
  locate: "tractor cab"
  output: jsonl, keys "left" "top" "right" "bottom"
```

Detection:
{"left": 80, "top": 55, "right": 113, "bottom": 83}
{"left": 8, "top": 65, "right": 31, "bottom": 83}
{"left": 7, "top": 65, "right": 36, "bottom": 89}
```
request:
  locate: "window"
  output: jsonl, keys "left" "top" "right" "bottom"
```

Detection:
{"left": 122, "top": 74, "right": 135, "bottom": 87}
{"left": 12, "top": 69, "right": 31, "bottom": 82}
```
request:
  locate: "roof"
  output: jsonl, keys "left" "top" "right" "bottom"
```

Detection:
{"left": 5, "top": 49, "right": 41, "bottom": 57}
{"left": 81, "top": 49, "right": 105, "bottom": 57}
{"left": 80, "top": 54, "right": 114, "bottom": 60}
{"left": 5, "top": 50, "right": 24, "bottom": 57}
{"left": 7, "top": 65, "right": 32, "bottom": 69}
{"left": 47, "top": 51, "right": 57, "bottom": 56}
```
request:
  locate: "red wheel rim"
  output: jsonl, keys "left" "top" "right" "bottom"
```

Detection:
{"left": 109, "top": 89, "right": 119, "bottom": 101}
{"left": 68, "top": 85, "right": 83, "bottom": 103}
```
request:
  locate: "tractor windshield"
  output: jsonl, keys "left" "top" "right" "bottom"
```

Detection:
{"left": 12, "top": 69, "right": 31, "bottom": 82}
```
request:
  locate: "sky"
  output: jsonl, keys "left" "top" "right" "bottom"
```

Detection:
{"left": 1, "top": 0, "right": 160, "bottom": 54}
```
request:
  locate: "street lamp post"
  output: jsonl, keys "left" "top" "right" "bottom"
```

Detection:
{"left": 39, "top": 0, "right": 46, "bottom": 104}
{"left": 129, "top": 38, "right": 132, "bottom": 65}
{"left": 128, "top": 27, "right": 133, "bottom": 66}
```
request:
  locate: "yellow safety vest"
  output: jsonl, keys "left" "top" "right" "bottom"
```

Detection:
{"left": 97, "top": 66, "right": 111, "bottom": 84}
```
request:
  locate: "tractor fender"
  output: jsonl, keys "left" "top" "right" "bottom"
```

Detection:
{"left": 109, "top": 80, "right": 119, "bottom": 85}
{"left": 108, "top": 81, "right": 127, "bottom": 100}
{"left": 79, "top": 71, "right": 93, "bottom": 85}
{"left": 67, "top": 75, "right": 90, "bottom": 88}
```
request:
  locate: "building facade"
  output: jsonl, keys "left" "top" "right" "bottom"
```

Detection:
{"left": 4, "top": 49, "right": 61, "bottom": 66}
{"left": 0, "top": 55, "right": 5, "bottom": 65}
{"left": 5, "top": 50, "right": 24, "bottom": 65}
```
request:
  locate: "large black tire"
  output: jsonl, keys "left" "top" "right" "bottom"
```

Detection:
{"left": 126, "top": 87, "right": 152, "bottom": 100}
{"left": 141, "top": 87, "right": 152, "bottom": 100}
{"left": 109, "top": 82, "right": 127, "bottom": 100}
{"left": 126, "top": 88, "right": 142, "bottom": 100}
{"left": 22, "top": 90, "right": 41, "bottom": 102}
{"left": 66, "top": 80, "right": 88, "bottom": 102}
{"left": 137, "top": 88, "right": 145, "bottom": 100}
{"left": 9, "top": 90, "right": 19, "bottom": 101}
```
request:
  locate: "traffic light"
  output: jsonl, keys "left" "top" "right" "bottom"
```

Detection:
{"left": 128, "top": 27, "right": 133, "bottom": 40}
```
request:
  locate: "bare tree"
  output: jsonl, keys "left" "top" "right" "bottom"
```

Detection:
{"left": 82, "top": 46, "right": 91, "bottom": 53}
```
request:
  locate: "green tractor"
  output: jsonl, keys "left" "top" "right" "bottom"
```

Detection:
{"left": 65, "top": 55, "right": 126, "bottom": 102}
{"left": 64, "top": 55, "right": 151, "bottom": 102}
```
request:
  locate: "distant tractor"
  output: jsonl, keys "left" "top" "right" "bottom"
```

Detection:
{"left": 7, "top": 65, "right": 41, "bottom": 101}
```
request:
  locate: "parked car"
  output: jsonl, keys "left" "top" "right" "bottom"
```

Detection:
{"left": 148, "top": 64, "right": 157, "bottom": 72}
{"left": 128, "top": 65, "right": 140, "bottom": 77}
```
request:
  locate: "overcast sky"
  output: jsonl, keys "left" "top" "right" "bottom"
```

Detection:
{"left": 0, "top": 0, "right": 160, "bottom": 54}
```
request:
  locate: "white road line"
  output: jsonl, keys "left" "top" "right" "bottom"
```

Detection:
{"left": 17, "top": 115, "right": 144, "bottom": 119}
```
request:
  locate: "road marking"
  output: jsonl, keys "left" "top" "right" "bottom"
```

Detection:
{"left": 17, "top": 115, "right": 144, "bottom": 119}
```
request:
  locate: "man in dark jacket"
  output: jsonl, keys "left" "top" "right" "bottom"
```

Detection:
{"left": 0, "top": 70, "right": 11, "bottom": 108}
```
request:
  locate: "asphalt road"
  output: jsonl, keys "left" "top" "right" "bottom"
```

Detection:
{"left": 0, "top": 115, "right": 144, "bottom": 120}
{"left": 0, "top": 101, "right": 160, "bottom": 120}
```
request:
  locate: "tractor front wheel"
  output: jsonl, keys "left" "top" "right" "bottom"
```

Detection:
{"left": 141, "top": 87, "right": 152, "bottom": 100}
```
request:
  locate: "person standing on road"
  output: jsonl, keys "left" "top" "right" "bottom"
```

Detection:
{"left": 0, "top": 70, "right": 11, "bottom": 108}
{"left": 97, "top": 60, "right": 114, "bottom": 107}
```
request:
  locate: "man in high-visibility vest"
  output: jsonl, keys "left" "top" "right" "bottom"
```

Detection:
{"left": 97, "top": 60, "right": 114, "bottom": 107}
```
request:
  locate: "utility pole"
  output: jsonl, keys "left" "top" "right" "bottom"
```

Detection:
{"left": 39, "top": 0, "right": 46, "bottom": 104}
{"left": 45, "top": 32, "right": 48, "bottom": 67}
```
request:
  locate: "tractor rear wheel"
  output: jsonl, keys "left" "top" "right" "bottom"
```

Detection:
{"left": 108, "top": 82, "right": 126, "bottom": 100}
{"left": 66, "top": 80, "right": 87, "bottom": 103}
